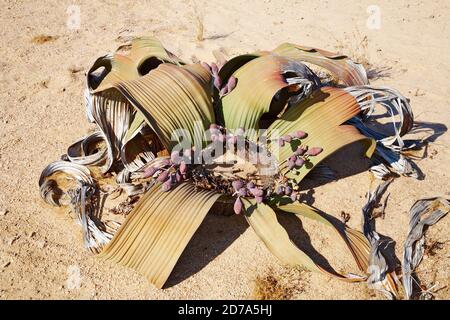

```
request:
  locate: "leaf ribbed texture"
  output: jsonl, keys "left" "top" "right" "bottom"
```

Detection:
{"left": 116, "top": 63, "right": 215, "bottom": 150}
{"left": 268, "top": 87, "right": 375, "bottom": 182}
{"left": 99, "top": 183, "right": 221, "bottom": 288}
{"left": 245, "top": 200, "right": 369, "bottom": 282}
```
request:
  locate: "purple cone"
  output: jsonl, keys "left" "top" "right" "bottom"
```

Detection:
{"left": 214, "top": 76, "right": 222, "bottom": 90}
{"left": 238, "top": 188, "right": 247, "bottom": 197}
{"left": 233, "top": 197, "right": 243, "bottom": 214}
{"left": 227, "top": 76, "right": 237, "bottom": 92}
{"left": 295, "top": 157, "right": 305, "bottom": 167}
{"left": 211, "top": 62, "right": 219, "bottom": 76}
{"left": 157, "top": 170, "right": 169, "bottom": 182}
{"left": 179, "top": 161, "right": 187, "bottom": 174}
{"left": 282, "top": 135, "right": 292, "bottom": 143}
{"left": 201, "top": 62, "right": 211, "bottom": 73}
{"left": 247, "top": 181, "right": 255, "bottom": 189}
{"left": 232, "top": 180, "right": 244, "bottom": 191}
{"left": 290, "top": 192, "right": 298, "bottom": 202}
{"left": 161, "top": 179, "right": 172, "bottom": 192}
{"left": 250, "top": 188, "right": 263, "bottom": 197}
{"left": 294, "top": 146, "right": 306, "bottom": 156}
{"left": 284, "top": 186, "right": 292, "bottom": 196}
{"left": 143, "top": 166, "right": 157, "bottom": 178}
{"left": 306, "top": 147, "right": 323, "bottom": 156}
{"left": 287, "top": 160, "right": 295, "bottom": 170}
{"left": 276, "top": 186, "right": 284, "bottom": 195}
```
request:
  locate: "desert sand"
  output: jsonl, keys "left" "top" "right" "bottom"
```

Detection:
{"left": 0, "top": 0, "right": 449, "bottom": 299}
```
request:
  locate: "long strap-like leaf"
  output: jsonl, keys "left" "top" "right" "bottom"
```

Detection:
{"left": 272, "top": 43, "right": 368, "bottom": 86}
{"left": 89, "top": 36, "right": 183, "bottom": 93}
{"left": 98, "top": 183, "right": 221, "bottom": 288}
{"left": 278, "top": 202, "right": 399, "bottom": 297}
{"left": 219, "top": 55, "right": 319, "bottom": 135}
{"left": 115, "top": 63, "right": 215, "bottom": 150}
{"left": 267, "top": 87, "right": 375, "bottom": 182}
{"left": 244, "top": 199, "right": 369, "bottom": 282}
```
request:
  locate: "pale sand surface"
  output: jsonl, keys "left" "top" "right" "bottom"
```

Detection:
{"left": 0, "top": 0, "right": 449, "bottom": 299}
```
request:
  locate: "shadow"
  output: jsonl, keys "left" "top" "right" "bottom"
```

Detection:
{"left": 298, "top": 189, "right": 316, "bottom": 206}
{"left": 406, "top": 121, "right": 448, "bottom": 149}
{"left": 164, "top": 204, "right": 249, "bottom": 287}
{"left": 258, "top": 88, "right": 331, "bottom": 130}
{"left": 377, "top": 234, "right": 401, "bottom": 275}
{"left": 366, "top": 65, "right": 392, "bottom": 81}
{"left": 300, "top": 141, "right": 372, "bottom": 190}
{"left": 276, "top": 212, "right": 337, "bottom": 273}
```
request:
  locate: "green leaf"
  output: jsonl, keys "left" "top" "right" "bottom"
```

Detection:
{"left": 219, "top": 55, "right": 319, "bottom": 136}
{"left": 267, "top": 87, "right": 375, "bottom": 182}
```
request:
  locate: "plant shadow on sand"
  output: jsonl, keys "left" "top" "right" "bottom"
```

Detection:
{"left": 165, "top": 210, "right": 249, "bottom": 287}
{"left": 165, "top": 121, "right": 447, "bottom": 287}
{"left": 300, "top": 141, "right": 373, "bottom": 190}
{"left": 166, "top": 142, "right": 368, "bottom": 287}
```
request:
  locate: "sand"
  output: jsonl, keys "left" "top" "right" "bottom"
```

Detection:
{"left": 0, "top": 0, "right": 449, "bottom": 299}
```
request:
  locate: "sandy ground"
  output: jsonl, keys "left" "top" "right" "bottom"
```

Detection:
{"left": 0, "top": 0, "right": 449, "bottom": 300}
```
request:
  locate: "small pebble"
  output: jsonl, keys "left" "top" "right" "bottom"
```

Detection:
{"left": 36, "top": 240, "right": 46, "bottom": 249}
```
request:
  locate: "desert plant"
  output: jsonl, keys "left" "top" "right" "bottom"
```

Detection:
{"left": 39, "top": 36, "right": 419, "bottom": 298}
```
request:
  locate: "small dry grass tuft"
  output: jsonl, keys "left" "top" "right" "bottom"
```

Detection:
{"left": 333, "top": 29, "right": 371, "bottom": 69}
{"left": 191, "top": 0, "right": 204, "bottom": 42}
{"left": 32, "top": 35, "right": 58, "bottom": 45}
{"left": 252, "top": 267, "right": 306, "bottom": 300}
{"left": 333, "top": 29, "right": 391, "bottom": 81}
{"left": 195, "top": 15, "right": 204, "bottom": 42}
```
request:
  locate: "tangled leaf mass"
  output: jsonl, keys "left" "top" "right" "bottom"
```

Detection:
{"left": 38, "top": 36, "right": 440, "bottom": 298}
